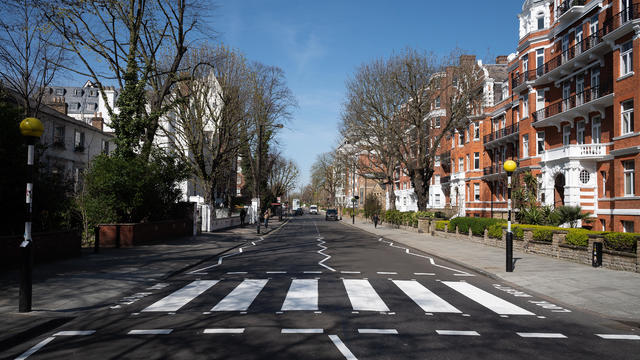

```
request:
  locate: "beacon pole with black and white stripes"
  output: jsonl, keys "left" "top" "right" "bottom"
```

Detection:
{"left": 19, "top": 117, "right": 43, "bottom": 312}
{"left": 504, "top": 160, "right": 517, "bottom": 273}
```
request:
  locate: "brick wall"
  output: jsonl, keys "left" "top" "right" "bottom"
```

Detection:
{"left": 98, "top": 219, "right": 191, "bottom": 248}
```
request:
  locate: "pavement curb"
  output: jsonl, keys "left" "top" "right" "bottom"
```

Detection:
{"left": 0, "top": 316, "right": 73, "bottom": 353}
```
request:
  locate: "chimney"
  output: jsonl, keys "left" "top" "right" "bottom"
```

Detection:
{"left": 459, "top": 55, "right": 476, "bottom": 67}
{"left": 91, "top": 113, "right": 104, "bottom": 131}
{"left": 495, "top": 55, "right": 509, "bottom": 65}
{"left": 48, "top": 96, "right": 67, "bottom": 115}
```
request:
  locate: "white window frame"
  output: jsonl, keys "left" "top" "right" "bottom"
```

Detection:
{"left": 458, "top": 157, "right": 464, "bottom": 172}
{"left": 466, "top": 154, "right": 470, "bottom": 171}
{"left": 537, "top": 12, "right": 545, "bottom": 30}
{"left": 474, "top": 183, "right": 480, "bottom": 201}
{"left": 563, "top": 125, "right": 571, "bottom": 146}
{"left": 435, "top": 155, "right": 440, "bottom": 167}
{"left": 435, "top": 174, "right": 440, "bottom": 185}
{"left": 474, "top": 152, "right": 480, "bottom": 170}
{"left": 623, "top": 220, "right": 634, "bottom": 233}
{"left": 522, "top": 95, "right": 529, "bottom": 118}
{"left": 621, "top": 99, "right": 634, "bottom": 135}
{"left": 576, "top": 75, "right": 584, "bottom": 106}
{"left": 620, "top": 41, "right": 633, "bottom": 77}
{"left": 592, "top": 116, "right": 601, "bottom": 144}
{"left": 577, "top": 120, "right": 585, "bottom": 145}
{"left": 624, "top": 160, "right": 635, "bottom": 196}
{"left": 474, "top": 122, "right": 480, "bottom": 140}
{"left": 536, "top": 89, "right": 545, "bottom": 111}
{"left": 589, "top": 15, "right": 598, "bottom": 36}
{"left": 522, "top": 134, "right": 529, "bottom": 157}
{"left": 536, "top": 49, "right": 544, "bottom": 77}
{"left": 537, "top": 131, "right": 545, "bottom": 155}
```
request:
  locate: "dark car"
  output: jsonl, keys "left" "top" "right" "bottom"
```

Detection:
{"left": 295, "top": 208, "right": 304, "bottom": 216}
{"left": 325, "top": 209, "right": 338, "bottom": 221}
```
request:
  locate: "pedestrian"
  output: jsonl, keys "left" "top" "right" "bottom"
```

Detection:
{"left": 264, "top": 208, "right": 270, "bottom": 229}
{"left": 240, "top": 208, "right": 246, "bottom": 226}
{"left": 373, "top": 213, "right": 379, "bottom": 228}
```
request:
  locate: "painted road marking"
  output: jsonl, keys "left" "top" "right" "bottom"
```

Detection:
{"left": 343, "top": 279, "right": 390, "bottom": 312}
{"left": 14, "top": 337, "right": 55, "bottom": 360}
{"left": 212, "top": 279, "right": 268, "bottom": 311}
{"left": 52, "top": 331, "right": 96, "bottom": 336}
{"left": 414, "top": 273, "right": 435, "bottom": 276}
{"left": 596, "top": 334, "right": 640, "bottom": 340}
{"left": 517, "top": 332, "right": 567, "bottom": 339}
{"left": 436, "top": 330, "right": 480, "bottom": 336}
{"left": 304, "top": 271, "right": 323, "bottom": 274}
{"left": 128, "top": 329, "right": 173, "bottom": 335}
{"left": 377, "top": 271, "right": 397, "bottom": 275}
{"left": 443, "top": 281, "right": 535, "bottom": 316}
{"left": 341, "top": 271, "right": 361, "bottom": 274}
{"left": 281, "top": 328, "right": 324, "bottom": 334}
{"left": 393, "top": 280, "right": 461, "bottom": 313}
{"left": 358, "top": 329, "right": 398, "bottom": 334}
{"left": 204, "top": 328, "right": 245, "bottom": 334}
{"left": 329, "top": 335, "right": 358, "bottom": 360}
{"left": 282, "top": 279, "right": 318, "bottom": 310}
{"left": 142, "top": 280, "right": 218, "bottom": 312}
{"left": 266, "top": 271, "right": 287, "bottom": 274}
{"left": 226, "top": 272, "right": 248, "bottom": 275}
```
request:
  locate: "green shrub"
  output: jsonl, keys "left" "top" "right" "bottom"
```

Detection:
{"left": 435, "top": 220, "right": 448, "bottom": 231}
{"left": 512, "top": 225, "right": 524, "bottom": 240}
{"left": 565, "top": 229, "right": 589, "bottom": 247}
{"left": 532, "top": 228, "right": 553, "bottom": 242}
{"left": 603, "top": 233, "right": 638, "bottom": 253}
{"left": 448, "top": 217, "right": 505, "bottom": 236}
{"left": 488, "top": 224, "right": 503, "bottom": 239}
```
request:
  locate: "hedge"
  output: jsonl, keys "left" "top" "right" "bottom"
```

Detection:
{"left": 488, "top": 224, "right": 503, "bottom": 239}
{"left": 448, "top": 217, "right": 505, "bottom": 236}
{"left": 435, "top": 220, "right": 449, "bottom": 231}
{"left": 532, "top": 228, "right": 553, "bottom": 242}
{"left": 603, "top": 233, "right": 638, "bottom": 253}
{"left": 565, "top": 229, "right": 589, "bottom": 247}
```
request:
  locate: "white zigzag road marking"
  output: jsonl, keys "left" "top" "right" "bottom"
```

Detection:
{"left": 187, "top": 238, "right": 265, "bottom": 275}
{"left": 315, "top": 222, "right": 336, "bottom": 272}
{"left": 378, "top": 238, "right": 473, "bottom": 276}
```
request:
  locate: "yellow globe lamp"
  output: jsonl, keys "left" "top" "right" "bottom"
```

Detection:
{"left": 19, "top": 117, "right": 44, "bottom": 138}
{"left": 503, "top": 160, "right": 517, "bottom": 174}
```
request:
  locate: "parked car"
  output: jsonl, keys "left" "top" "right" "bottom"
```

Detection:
{"left": 325, "top": 209, "right": 338, "bottom": 221}
{"left": 295, "top": 208, "right": 304, "bottom": 216}
{"left": 309, "top": 205, "right": 318, "bottom": 214}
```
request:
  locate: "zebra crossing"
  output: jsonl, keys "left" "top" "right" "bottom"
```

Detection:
{"left": 140, "top": 278, "right": 537, "bottom": 316}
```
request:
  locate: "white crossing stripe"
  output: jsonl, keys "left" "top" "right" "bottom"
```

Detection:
{"left": 204, "top": 328, "right": 245, "bottom": 334}
{"left": 53, "top": 331, "right": 96, "bottom": 336}
{"left": 595, "top": 334, "right": 640, "bottom": 340}
{"left": 329, "top": 335, "right": 358, "bottom": 360}
{"left": 282, "top": 279, "right": 318, "bottom": 310}
{"left": 436, "top": 330, "right": 480, "bottom": 336}
{"left": 143, "top": 280, "right": 219, "bottom": 312}
{"left": 128, "top": 329, "right": 173, "bottom": 335}
{"left": 343, "top": 279, "right": 390, "bottom": 312}
{"left": 211, "top": 279, "right": 268, "bottom": 311}
{"left": 442, "top": 281, "right": 535, "bottom": 316}
{"left": 15, "top": 337, "right": 55, "bottom": 360}
{"left": 281, "top": 328, "right": 324, "bottom": 334}
{"left": 517, "top": 332, "right": 567, "bottom": 338}
{"left": 393, "top": 280, "right": 461, "bottom": 313}
{"left": 358, "top": 329, "right": 398, "bottom": 334}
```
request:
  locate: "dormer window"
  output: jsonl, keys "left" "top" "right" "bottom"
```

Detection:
{"left": 537, "top": 12, "right": 545, "bottom": 30}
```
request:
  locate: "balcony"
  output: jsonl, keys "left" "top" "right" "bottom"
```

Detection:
{"left": 556, "top": 0, "right": 587, "bottom": 23}
{"left": 483, "top": 123, "right": 519, "bottom": 149}
{"left": 534, "top": 4, "right": 640, "bottom": 84}
{"left": 541, "top": 143, "right": 609, "bottom": 163}
{"left": 532, "top": 84, "right": 613, "bottom": 129}
{"left": 482, "top": 165, "right": 505, "bottom": 179}
{"left": 440, "top": 175, "right": 451, "bottom": 185}
{"left": 511, "top": 70, "right": 537, "bottom": 94}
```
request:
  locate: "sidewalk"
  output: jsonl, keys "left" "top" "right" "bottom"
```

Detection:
{"left": 343, "top": 219, "right": 640, "bottom": 324}
{"left": 0, "top": 219, "right": 286, "bottom": 352}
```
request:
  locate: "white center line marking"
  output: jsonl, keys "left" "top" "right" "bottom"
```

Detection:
{"left": 204, "top": 328, "right": 245, "bottom": 334}
{"left": 304, "top": 271, "right": 323, "bottom": 274}
{"left": 143, "top": 280, "right": 218, "bottom": 312}
{"left": 226, "top": 272, "right": 248, "bottom": 275}
{"left": 414, "top": 273, "right": 436, "bottom": 276}
{"left": 341, "top": 271, "right": 361, "bottom": 274}
{"left": 15, "top": 337, "right": 55, "bottom": 360}
{"left": 436, "top": 330, "right": 481, "bottom": 336}
{"left": 282, "top": 279, "right": 318, "bottom": 310}
{"left": 358, "top": 329, "right": 398, "bottom": 334}
{"left": 128, "top": 329, "right": 173, "bottom": 335}
{"left": 517, "top": 333, "right": 567, "bottom": 338}
{"left": 377, "top": 271, "right": 397, "bottom": 275}
{"left": 266, "top": 271, "right": 287, "bottom": 274}
{"left": 281, "top": 329, "right": 324, "bottom": 334}
{"left": 595, "top": 334, "right": 640, "bottom": 340}
{"left": 53, "top": 331, "right": 96, "bottom": 336}
{"left": 343, "top": 279, "right": 390, "bottom": 312}
{"left": 329, "top": 334, "right": 358, "bottom": 360}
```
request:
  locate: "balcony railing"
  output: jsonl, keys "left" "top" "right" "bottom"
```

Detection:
{"left": 532, "top": 84, "right": 612, "bottom": 123}
{"left": 483, "top": 123, "right": 519, "bottom": 144}
{"left": 557, "top": 0, "right": 587, "bottom": 18}
{"left": 440, "top": 175, "right": 451, "bottom": 184}
{"left": 483, "top": 165, "right": 505, "bottom": 176}
{"left": 511, "top": 70, "right": 537, "bottom": 89}
{"left": 542, "top": 143, "right": 608, "bottom": 162}
{"left": 535, "top": 4, "right": 639, "bottom": 79}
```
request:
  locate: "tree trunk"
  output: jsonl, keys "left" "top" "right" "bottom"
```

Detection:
{"left": 386, "top": 178, "right": 397, "bottom": 210}
{"left": 411, "top": 167, "right": 433, "bottom": 211}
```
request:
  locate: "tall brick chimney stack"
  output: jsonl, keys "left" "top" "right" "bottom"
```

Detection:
{"left": 495, "top": 55, "right": 509, "bottom": 64}
{"left": 91, "top": 112, "right": 104, "bottom": 131}
{"left": 49, "top": 96, "right": 67, "bottom": 115}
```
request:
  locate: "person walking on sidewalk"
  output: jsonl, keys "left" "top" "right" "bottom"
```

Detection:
{"left": 240, "top": 208, "right": 246, "bottom": 226}
{"left": 264, "top": 208, "right": 271, "bottom": 229}
{"left": 373, "top": 213, "right": 379, "bottom": 228}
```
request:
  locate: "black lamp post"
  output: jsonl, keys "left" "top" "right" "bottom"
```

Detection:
{"left": 256, "top": 122, "right": 283, "bottom": 234}
{"left": 504, "top": 160, "right": 517, "bottom": 272}
{"left": 19, "top": 117, "right": 44, "bottom": 312}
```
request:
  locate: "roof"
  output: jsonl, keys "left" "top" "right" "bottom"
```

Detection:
{"left": 484, "top": 64, "right": 509, "bottom": 82}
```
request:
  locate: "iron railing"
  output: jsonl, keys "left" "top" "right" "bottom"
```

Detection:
{"left": 532, "top": 84, "right": 612, "bottom": 122}
{"left": 511, "top": 70, "right": 538, "bottom": 89}
{"left": 483, "top": 123, "right": 519, "bottom": 144}
{"left": 557, "top": 0, "right": 587, "bottom": 18}
{"left": 483, "top": 165, "right": 505, "bottom": 176}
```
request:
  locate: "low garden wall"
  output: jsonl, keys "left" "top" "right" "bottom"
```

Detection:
{"left": 97, "top": 219, "right": 191, "bottom": 248}
{"left": 433, "top": 220, "right": 640, "bottom": 273}
{"left": 0, "top": 231, "right": 81, "bottom": 269}
{"left": 209, "top": 216, "right": 241, "bottom": 231}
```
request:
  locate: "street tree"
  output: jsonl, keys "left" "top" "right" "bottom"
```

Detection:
{"left": 267, "top": 153, "right": 299, "bottom": 201}
{"left": 310, "top": 151, "right": 345, "bottom": 207}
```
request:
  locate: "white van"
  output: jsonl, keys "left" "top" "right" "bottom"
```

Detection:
{"left": 309, "top": 205, "right": 318, "bottom": 214}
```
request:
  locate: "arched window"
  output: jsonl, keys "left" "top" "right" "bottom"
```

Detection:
{"left": 537, "top": 12, "right": 545, "bottom": 30}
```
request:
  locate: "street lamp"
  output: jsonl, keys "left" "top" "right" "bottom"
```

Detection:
{"left": 19, "top": 117, "right": 44, "bottom": 312}
{"left": 256, "top": 122, "right": 283, "bottom": 234}
{"left": 504, "top": 159, "right": 517, "bottom": 272}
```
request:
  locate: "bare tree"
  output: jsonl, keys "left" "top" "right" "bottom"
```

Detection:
{"left": 42, "top": 0, "right": 210, "bottom": 158}
{"left": 310, "top": 151, "right": 345, "bottom": 207}
{"left": 0, "top": 0, "right": 65, "bottom": 117}
{"left": 268, "top": 153, "right": 299, "bottom": 200}
{"left": 160, "top": 45, "right": 250, "bottom": 208}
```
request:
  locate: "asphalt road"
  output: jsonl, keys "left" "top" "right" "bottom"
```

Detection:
{"left": 5, "top": 215, "right": 640, "bottom": 359}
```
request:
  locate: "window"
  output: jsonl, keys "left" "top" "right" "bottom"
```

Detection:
{"left": 601, "top": 171, "right": 607, "bottom": 197}
{"left": 465, "top": 128, "right": 469, "bottom": 143}
{"left": 458, "top": 158, "right": 464, "bottom": 172}
{"left": 435, "top": 175, "right": 440, "bottom": 185}
{"left": 622, "top": 0, "right": 632, "bottom": 23}
{"left": 459, "top": 132, "right": 465, "bottom": 146}
{"left": 514, "top": 106, "right": 520, "bottom": 122}
{"left": 563, "top": 125, "right": 571, "bottom": 146}
{"left": 435, "top": 155, "right": 440, "bottom": 167}
{"left": 435, "top": 96, "right": 441, "bottom": 109}
{"left": 474, "top": 122, "right": 480, "bottom": 140}
{"left": 577, "top": 120, "right": 585, "bottom": 145}
{"left": 622, "top": 220, "right": 634, "bottom": 233}
{"left": 466, "top": 184, "right": 470, "bottom": 202}
{"left": 537, "top": 131, "right": 545, "bottom": 155}
{"left": 521, "top": 54, "right": 528, "bottom": 74}
{"left": 537, "top": 12, "right": 544, "bottom": 30}
{"left": 74, "top": 130, "right": 85, "bottom": 151}
{"left": 624, "top": 160, "right": 635, "bottom": 196}
{"left": 74, "top": 89, "right": 83, "bottom": 96}
{"left": 576, "top": 75, "right": 584, "bottom": 106}
{"left": 55, "top": 88, "right": 64, "bottom": 96}
{"left": 562, "top": 34, "right": 570, "bottom": 62}
{"left": 580, "top": 170, "right": 590, "bottom": 184}
{"left": 621, "top": 41, "right": 633, "bottom": 76}
{"left": 592, "top": 116, "right": 601, "bottom": 144}
{"left": 474, "top": 183, "right": 480, "bottom": 201}
{"left": 435, "top": 117, "right": 441, "bottom": 128}
{"left": 521, "top": 96, "right": 529, "bottom": 118}
{"left": 435, "top": 193, "right": 441, "bottom": 206}
{"left": 474, "top": 152, "right": 480, "bottom": 170}
{"left": 576, "top": 27, "right": 584, "bottom": 55}
{"left": 522, "top": 134, "right": 529, "bottom": 157}
{"left": 562, "top": 81, "right": 571, "bottom": 111}
{"left": 466, "top": 154, "right": 470, "bottom": 170}
{"left": 591, "top": 67, "right": 601, "bottom": 98}
{"left": 101, "top": 140, "right": 109, "bottom": 154}
{"left": 536, "top": 49, "right": 544, "bottom": 77}
{"left": 589, "top": 15, "right": 599, "bottom": 36}
{"left": 601, "top": 219, "right": 606, "bottom": 232}
{"left": 536, "top": 89, "right": 545, "bottom": 111}
{"left": 53, "top": 126, "right": 65, "bottom": 147}
{"left": 621, "top": 100, "right": 634, "bottom": 135}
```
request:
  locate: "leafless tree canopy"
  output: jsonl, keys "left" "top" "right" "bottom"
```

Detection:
{"left": 268, "top": 153, "right": 299, "bottom": 199}
{"left": 311, "top": 151, "right": 345, "bottom": 207}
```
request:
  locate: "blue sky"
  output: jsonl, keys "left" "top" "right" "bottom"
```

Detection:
{"left": 215, "top": 1, "right": 525, "bottom": 188}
